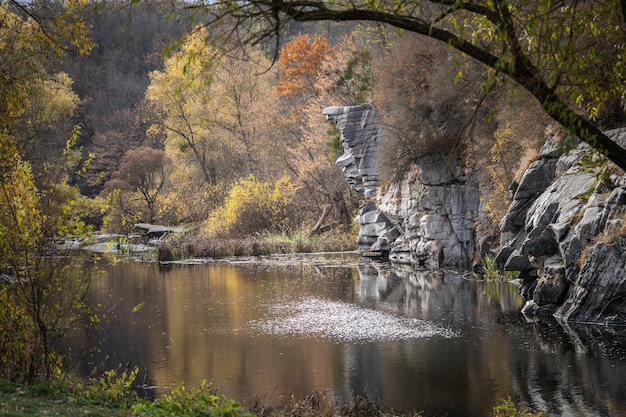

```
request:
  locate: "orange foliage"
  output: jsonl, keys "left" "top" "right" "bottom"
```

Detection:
{"left": 274, "top": 34, "right": 336, "bottom": 97}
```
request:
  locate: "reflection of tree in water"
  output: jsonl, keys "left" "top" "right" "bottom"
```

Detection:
{"left": 354, "top": 261, "right": 626, "bottom": 416}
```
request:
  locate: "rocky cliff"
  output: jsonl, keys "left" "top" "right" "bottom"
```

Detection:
{"left": 324, "top": 104, "right": 480, "bottom": 268}
{"left": 496, "top": 129, "right": 626, "bottom": 325}
{"left": 326, "top": 104, "right": 626, "bottom": 325}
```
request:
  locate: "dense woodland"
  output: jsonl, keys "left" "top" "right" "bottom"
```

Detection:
{"left": 1, "top": 0, "right": 625, "bottom": 384}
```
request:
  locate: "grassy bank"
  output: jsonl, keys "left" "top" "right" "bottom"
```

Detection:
{"left": 0, "top": 379, "right": 544, "bottom": 417}
{"left": 0, "top": 390, "right": 130, "bottom": 417}
{"left": 157, "top": 230, "right": 358, "bottom": 262}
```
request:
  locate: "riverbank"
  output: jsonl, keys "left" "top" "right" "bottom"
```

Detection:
{"left": 0, "top": 380, "right": 542, "bottom": 417}
{"left": 156, "top": 230, "right": 358, "bottom": 261}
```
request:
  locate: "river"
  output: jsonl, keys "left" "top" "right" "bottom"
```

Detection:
{"left": 71, "top": 253, "right": 626, "bottom": 417}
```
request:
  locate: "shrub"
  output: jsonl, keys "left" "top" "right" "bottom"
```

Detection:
{"left": 375, "top": 34, "right": 483, "bottom": 182}
{"left": 204, "top": 175, "right": 295, "bottom": 238}
{"left": 132, "top": 380, "right": 255, "bottom": 417}
{"left": 493, "top": 398, "right": 546, "bottom": 417}
{"left": 56, "top": 367, "right": 139, "bottom": 408}
{"left": 482, "top": 255, "right": 519, "bottom": 281}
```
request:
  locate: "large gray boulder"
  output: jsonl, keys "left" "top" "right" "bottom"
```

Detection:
{"left": 324, "top": 105, "right": 399, "bottom": 258}
{"left": 554, "top": 236, "right": 626, "bottom": 325}
{"left": 323, "top": 104, "right": 380, "bottom": 199}
{"left": 497, "top": 128, "right": 626, "bottom": 324}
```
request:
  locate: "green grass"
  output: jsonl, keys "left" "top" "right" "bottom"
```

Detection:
{"left": 0, "top": 379, "right": 546, "bottom": 417}
{"left": 0, "top": 389, "right": 132, "bottom": 417}
{"left": 482, "top": 255, "right": 519, "bottom": 281}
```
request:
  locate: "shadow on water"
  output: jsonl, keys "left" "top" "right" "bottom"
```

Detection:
{"left": 67, "top": 256, "right": 626, "bottom": 417}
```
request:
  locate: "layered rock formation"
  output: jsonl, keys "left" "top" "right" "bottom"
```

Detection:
{"left": 496, "top": 129, "right": 626, "bottom": 325}
{"left": 323, "top": 105, "right": 398, "bottom": 258}
{"left": 324, "top": 104, "right": 479, "bottom": 267}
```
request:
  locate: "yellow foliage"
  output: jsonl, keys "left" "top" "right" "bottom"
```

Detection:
{"left": 0, "top": 132, "right": 94, "bottom": 382}
{"left": 29, "top": 72, "right": 79, "bottom": 129}
{"left": 0, "top": 3, "right": 93, "bottom": 129}
{"left": 0, "top": 286, "right": 40, "bottom": 382}
{"left": 0, "top": 135, "right": 42, "bottom": 265}
{"left": 51, "top": 0, "right": 96, "bottom": 56}
{"left": 204, "top": 176, "right": 294, "bottom": 237}
{"left": 147, "top": 27, "right": 278, "bottom": 187}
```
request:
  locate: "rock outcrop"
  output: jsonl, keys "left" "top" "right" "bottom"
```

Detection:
{"left": 323, "top": 105, "right": 399, "bottom": 258}
{"left": 324, "top": 104, "right": 480, "bottom": 267}
{"left": 496, "top": 129, "right": 626, "bottom": 325}
{"left": 326, "top": 104, "right": 626, "bottom": 324}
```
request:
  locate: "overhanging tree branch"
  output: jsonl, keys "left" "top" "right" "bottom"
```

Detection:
{"left": 202, "top": 0, "right": 626, "bottom": 171}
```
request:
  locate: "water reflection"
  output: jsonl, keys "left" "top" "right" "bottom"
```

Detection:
{"left": 72, "top": 257, "right": 626, "bottom": 417}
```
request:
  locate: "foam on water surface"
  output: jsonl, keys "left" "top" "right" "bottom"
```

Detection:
{"left": 248, "top": 297, "right": 458, "bottom": 342}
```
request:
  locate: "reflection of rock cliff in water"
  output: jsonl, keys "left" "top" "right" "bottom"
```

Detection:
{"left": 324, "top": 104, "right": 479, "bottom": 268}
{"left": 357, "top": 262, "right": 626, "bottom": 415}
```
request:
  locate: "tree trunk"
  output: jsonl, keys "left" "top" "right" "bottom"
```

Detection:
{"left": 309, "top": 206, "right": 329, "bottom": 237}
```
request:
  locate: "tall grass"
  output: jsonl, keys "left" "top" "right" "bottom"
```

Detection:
{"left": 482, "top": 255, "right": 519, "bottom": 281}
{"left": 157, "top": 230, "right": 357, "bottom": 261}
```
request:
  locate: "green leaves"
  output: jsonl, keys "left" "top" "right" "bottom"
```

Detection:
{"left": 132, "top": 302, "right": 145, "bottom": 313}
{"left": 0, "top": 131, "right": 95, "bottom": 383}
{"left": 133, "top": 380, "right": 254, "bottom": 417}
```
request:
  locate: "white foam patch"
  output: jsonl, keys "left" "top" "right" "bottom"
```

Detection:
{"left": 248, "top": 297, "right": 458, "bottom": 342}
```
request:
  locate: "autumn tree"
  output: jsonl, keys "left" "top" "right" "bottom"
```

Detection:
{"left": 207, "top": 47, "right": 281, "bottom": 178}
{"left": 13, "top": 73, "right": 80, "bottom": 174}
{"left": 275, "top": 34, "right": 335, "bottom": 98}
{"left": 0, "top": 4, "right": 86, "bottom": 133}
{"left": 272, "top": 34, "right": 365, "bottom": 231}
{"left": 145, "top": 27, "right": 285, "bottom": 225}
{"left": 196, "top": 0, "right": 626, "bottom": 171}
{"left": 0, "top": 2, "right": 101, "bottom": 383}
{"left": 145, "top": 27, "right": 223, "bottom": 185}
{"left": 0, "top": 132, "right": 94, "bottom": 383}
{"left": 147, "top": 28, "right": 277, "bottom": 182}
{"left": 103, "top": 147, "right": 171, "bottom": 225}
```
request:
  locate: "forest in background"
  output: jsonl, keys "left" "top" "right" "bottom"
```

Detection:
{"left": 4, "top": 0, "right": 599, "bottom": 242}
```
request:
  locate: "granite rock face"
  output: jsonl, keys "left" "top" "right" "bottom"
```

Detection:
{"left": 496, "top": 129, "right": 626, "bottom": 324}
{"left": 324, "top": 104, "right": 480, "bottom": 267}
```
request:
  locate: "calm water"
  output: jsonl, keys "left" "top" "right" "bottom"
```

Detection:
{"left": 72, "top": 254, "right": 626, "bottom": 417}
